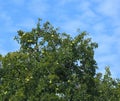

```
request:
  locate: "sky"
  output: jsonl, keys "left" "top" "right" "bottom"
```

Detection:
{"left": 0, "top": 0, "right": 120, "bottom": 78}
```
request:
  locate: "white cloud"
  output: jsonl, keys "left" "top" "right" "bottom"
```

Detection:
{"left": 60, "top": 19, "right": 84, "bottom": 35}
{"left": 0, "top": 8, "right": 18, "bottom": 33}
{"left": 0, "top": 50, "right": 8, "bottom": 55}
{"left": 11, "top": 0, "right": 25, "bottom": 6}
{"left": 0, "top": 40, "right": 7, "bottom": 55}
{"left": 0, "top": 12, "right": 12, "bottom": 24}
{"left": 58, "top": 0, "right": 80, "bottom": 5}
{"left": 27, "top": 0, "right": 49, "bottom": 17}
{"left": 93, "top": 31, "right": 120, "bottom": 77}
{"left": 97, "top": 0, "right": 120, "bottom": 17}
{"left": 16, "top": 18, "right": 36, "bottom": 31}
{"left": 92, "top": 22, "right": 106, "bottom": 33}
{"left": 95, "top": 0, "right": 120, "bottom": 28}
{"left": 0, "top": 37, "right": 19, "bottom": 55}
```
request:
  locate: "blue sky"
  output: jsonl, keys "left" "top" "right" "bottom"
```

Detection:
{"left": 0, "top": 0, "right": 120, "bottom": 78}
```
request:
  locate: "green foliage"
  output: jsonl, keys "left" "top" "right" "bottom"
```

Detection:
{"left": 0, "top": 19, "right": 120, "bottom": 100}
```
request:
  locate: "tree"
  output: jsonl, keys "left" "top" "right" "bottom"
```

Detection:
{"left": 0, "top": 19, "right": 119, "bottom": 100}
{"left": 94, "top": 67, "right": 120, "bottom": 101}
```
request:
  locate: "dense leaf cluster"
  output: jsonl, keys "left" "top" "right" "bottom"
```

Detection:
{"left": 0, "top": 20, "right": 120, "bottom": 100}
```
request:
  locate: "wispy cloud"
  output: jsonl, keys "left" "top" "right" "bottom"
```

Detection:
{"left": 27, "top": 0, "right": 49, "bottom": 17}
{"left": 97, "top": 0, "right": 120, "bottom": 17}
{"left": 94, "top": 0, "right": 120, "bottom": 28}
{"left": 11, "top": 0, "right": 25, "bottom": 6}
{"left": 0, "top": 39, "right": 8, "bottom": 55}
{"left": 15, "top": 18, "right": 36, "bottom": 31}
{"left": 93, "top": 31, "right": 120, "bottom": 77}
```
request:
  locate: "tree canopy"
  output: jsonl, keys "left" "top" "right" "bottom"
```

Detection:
{"left": 0, "top": 19, "right": 120, "bottom": 101}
